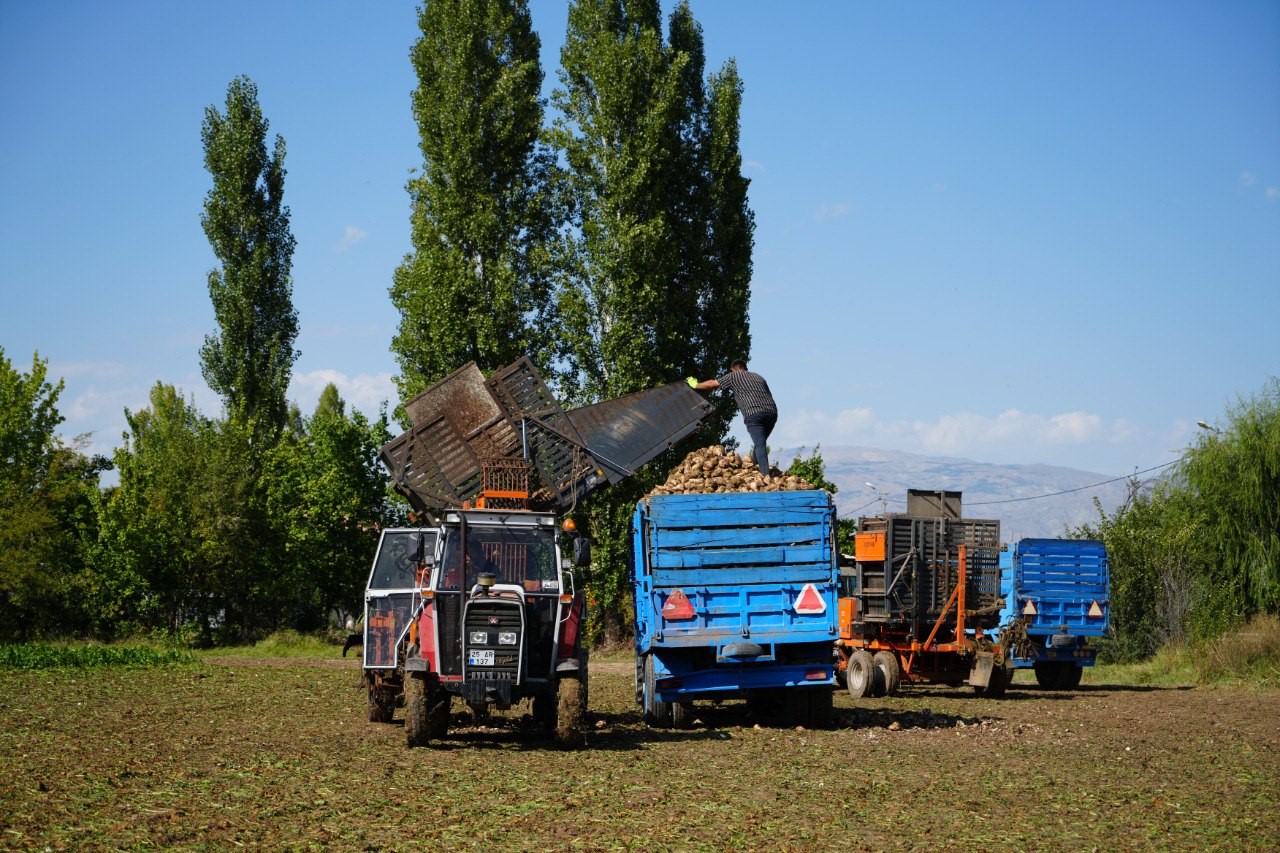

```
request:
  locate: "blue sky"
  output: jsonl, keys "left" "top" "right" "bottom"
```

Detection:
{"left": 2, "top": 0, "right": 1277, "bottom": 478}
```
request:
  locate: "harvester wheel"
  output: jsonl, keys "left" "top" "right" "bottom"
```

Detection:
{"left": 367, "top": 683, "right": 395, "bottom": 724}
{"left": 872, "top": 650, "right": 901, "bottom": 697}
{"left": 1057, "top": 664, "right": 1083, "bottom": 690}
{"left": 846, "top": 650, "right": 879, "bottom": 699}
{"left": 642, "top": 654, "right": 673, "bottom": 728}
{"left": 974, "top": 663, "right": 1012, "bottom": 698}
{"left": 404, "top": 675, "right": 431, "bottom": 748}
{"left": 555, "top": 676, "right": 586, "bottom": 748}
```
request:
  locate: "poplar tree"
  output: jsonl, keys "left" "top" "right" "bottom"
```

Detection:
{"left": 551, "top": 0, "right": 755, "bottom": 628}
{"left": 200, "top": 76, "right": 298, "bottom": 441}
{"left": 390, "top": 0, "right": 552, "bottom": 398}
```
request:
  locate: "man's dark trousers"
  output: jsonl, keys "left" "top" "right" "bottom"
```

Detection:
{"left": 744, "top": 411, "right": 778, "bottom": 475}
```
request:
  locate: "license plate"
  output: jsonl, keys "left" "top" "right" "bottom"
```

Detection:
{"left": 468, "top": 650, "right": 495, "bottom": 667}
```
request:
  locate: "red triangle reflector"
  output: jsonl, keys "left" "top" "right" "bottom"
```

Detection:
{"left": 794, "top": 583, "right": 826, "bottom": 614}
{"left": 662, "top": 589, "right": 695, "bottom": 620}
{"left": 1087, "top": 600, "right": 1104, "bottom": 618}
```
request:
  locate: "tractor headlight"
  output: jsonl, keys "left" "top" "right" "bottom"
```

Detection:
{"left": 498, "top": 631, "right": 518, "bottom": 645}
{"left": 469, "top": 631, "right": 488, "bottom": 645}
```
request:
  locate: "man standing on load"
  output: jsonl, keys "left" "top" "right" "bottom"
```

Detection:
{"left": 688, "top": 360, "right": 778, "bottom": 475}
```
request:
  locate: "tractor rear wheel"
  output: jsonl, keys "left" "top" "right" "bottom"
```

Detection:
{"left": 555, "top": 676, "right": 586, "bottom": 748}
{"left": 872, "top": 650, "right": 901, "bottom": 697}
{"left": 846, "top": 650, "right": 879, "bottom": 699}
{"left": 404, "top": 675, "right": 430, "bottom": 748}
{"left": 642, "top": 654, "right": 673, "bottom": 728}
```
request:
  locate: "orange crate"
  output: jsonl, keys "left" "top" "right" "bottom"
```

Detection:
{"left": 855, "top": 531, "right": 886, "bottom": 562}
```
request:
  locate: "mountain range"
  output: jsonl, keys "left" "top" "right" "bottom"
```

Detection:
{"left": 775, "top": 445, "right": 1134, "bottom": 542}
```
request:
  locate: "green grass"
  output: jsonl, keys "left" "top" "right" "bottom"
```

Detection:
{"left": 0, "top": 643, "right": 197, "bottom": 670}
{"left": 199, "top": 629, "right": 347, "bottom": 660}
{"left": 1092, "top": 615, "right": 1280, "bottom": 689}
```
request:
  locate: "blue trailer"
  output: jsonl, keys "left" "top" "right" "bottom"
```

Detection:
{"left": 631, "top": 490, "right": 839, "bottom": 728}
{"left": 996, "top": 538, "right": 1110, "bottom": 689}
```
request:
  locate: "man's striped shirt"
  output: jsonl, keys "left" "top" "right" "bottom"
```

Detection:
{"left": 716, "top": 370, "right": 777, "bottom": 419}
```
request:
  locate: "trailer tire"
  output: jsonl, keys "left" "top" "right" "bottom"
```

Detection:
{"left": 642, "top": 654, "right": 673, "bottom": 728}
{"left": 1057, "top": 664, "right": 1083, "bottom": 690}
{"left": 404, "top": 675, "right": 431, "bottom": 748}
{"left": 872, "top": 650, "right": 901, "bottom": 697}
{"left": 555, "top": 675, "right": 586, "bottom": 748}
{"left": 846, "top": 650, "right": 879, "bottom": 699}
{"left": 808, "top": 689, "right": 833, "bottom": 729}
{"left": 1033, "top": 661, "right": 1059, "bottom": 688}
{"left": 367, "top": 683, "right": 395, "bottom": 724}
{"left": 671, "top": 701, "right": 695, "bottom": 729}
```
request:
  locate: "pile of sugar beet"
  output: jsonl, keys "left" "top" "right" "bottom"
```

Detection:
{"left": 646, "top": 445, "right": 816, "bottom": 496}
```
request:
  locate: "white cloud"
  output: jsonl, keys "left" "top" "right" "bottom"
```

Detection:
{"left": 1240, "top": 171, "right": 1257, "bottom": 187}
{"left": 775, "top": 406, "right": 1147, "bottom": 467}
{"left": 744, "top": 159, "right": 766, "bottom": 173}
{"left": 291, "top": 369, "right": 396, "bottom": 416}
{"left": 1267, "top": 187, "right": 1279, "bottom": 202}
{"left": 48, "top": 359, "right": 128, "bottom": 379}
{"left": 334, "top": 225, "right": 370, "bottom": 253}
{"left": 813, "top": 202, "right": 853, "bottom": 222}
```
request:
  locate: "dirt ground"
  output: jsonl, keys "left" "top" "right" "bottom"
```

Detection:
{"left": 1, "top": 659, "right": 1276, "bottom": 850}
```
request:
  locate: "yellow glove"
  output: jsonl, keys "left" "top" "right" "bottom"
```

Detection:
{"left": 686, "top": 377, "right": 698, "bottom": 388}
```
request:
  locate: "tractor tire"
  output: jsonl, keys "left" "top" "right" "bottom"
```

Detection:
{"left": 642, "top": 654, "right": 673, "bottom": 728}
{"left": 1057, "top": 664, "right": 1083, "bottom": 690}
{"left": 872, "top": 650, "right": 902, "bottom": 697}
{"left": 367, "top": 683, "right": 395, "bottom": 724}
{"left": 533, "top": 692, "right": 557, "bottom": 736}
{"left": 808, "top": 688, "right": 834, "bottom": 729}
{"left": 1033, "top": 661, "right": 1060, "bottom": 688}
{"left": 404, "top": 675, "right": 431, "bottom": 748}
{"left": 555, "top": 676, "right": 586, "bottom": 748}
{"left": 671, "top": 701, "right": 695, "bottom": 729}
{"left": 845, "top": 650, "right": 880, "bottom": 699}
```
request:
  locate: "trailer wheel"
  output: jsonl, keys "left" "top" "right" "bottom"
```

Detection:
{"left": 872, "top": 650, "right": 901, "bottom": 697}
{"left": 367, "top": 683, "right": 395, "bottom": 724}
{"left": 404, "top": 675, "right": 430, "bottom": 748}
{"left": 555, "top": 675, "right": 586, "bottom": 748}
{"left": 1033, "top": 661, "right": 1059, "bottom": 688}
{"left": 1057, "top": 664, "right": 1083, "bottom": 690}
{"left": 846, "top": 650, "right": 879, "bottom": 699}
{"left": 808, "top": 689, "right": 833, "bottom": 729}
{"left": 671, "top": 701, "right": 695, "bottom": 729}
{"left": 642, "top": 654, "right": 673, "bottom": 728}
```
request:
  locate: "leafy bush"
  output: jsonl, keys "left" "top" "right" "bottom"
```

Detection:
{"left": 0, "top": 643, "right": 196, "bottom": 670}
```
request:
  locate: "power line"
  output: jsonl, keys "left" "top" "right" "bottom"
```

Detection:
{"left": 967, "top": 458, "right": 1182, "bottom": 506}
{"left": 835, "top": 456, "right": 1183, "bottom": 516}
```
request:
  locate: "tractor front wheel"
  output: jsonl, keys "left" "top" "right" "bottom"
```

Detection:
{"left": 555, "top": 676, "right": 586, "bottom": 748}
{"left": 404, "top": 675, "right": 431, "bottom": 748}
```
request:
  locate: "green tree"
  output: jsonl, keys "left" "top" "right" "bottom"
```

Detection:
{"left": 0, "top": 349, "right": 107, "bottom": 639}
{"left": 390, "top": 0, "right": 553, "bottom": 399}
{"left": 199, "top": 75, "right": 299, "bottom": 442}
{"left": 267, "top": 385, "right": 397, "bottom": 628}
{"left": 1180, "top": 378, "right": 1280, "bottom": 634}
{"left": 550, "top": 0, "right": 754, "bottom": 631}
{"left": 787, "top": 445, "right": 856, "bottom": 554}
